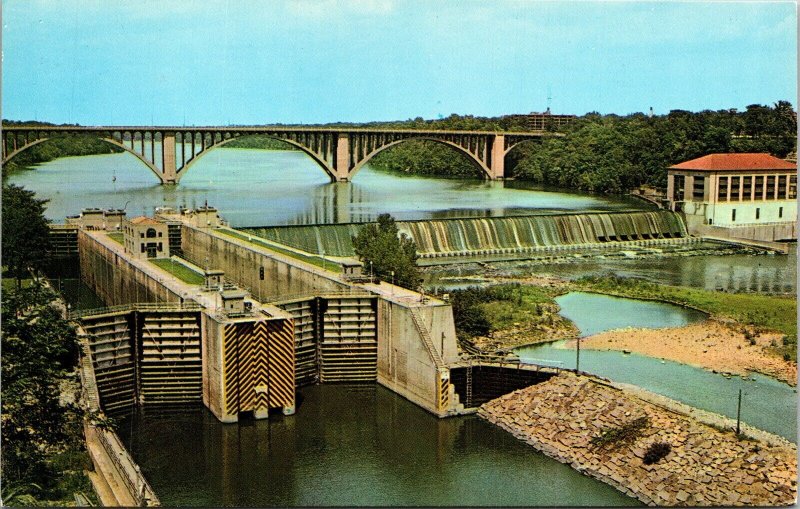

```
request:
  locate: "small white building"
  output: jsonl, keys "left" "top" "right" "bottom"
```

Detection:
{"left": 667, "top": 153, "right": 797, "bottom": 228}
{"left": 123, "top": 216, "right": 170, "bottom": 259}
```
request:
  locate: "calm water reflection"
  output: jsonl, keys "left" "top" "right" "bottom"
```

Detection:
{"left": 120, "top": 385, "right": 638, "bottom": 507}
{"left": 8, "top": 148, "right": 646, "bottom": 227}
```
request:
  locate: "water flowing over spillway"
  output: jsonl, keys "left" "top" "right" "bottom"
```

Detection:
{"left": 241, "top": 210, "right": 688, "bottom": 259}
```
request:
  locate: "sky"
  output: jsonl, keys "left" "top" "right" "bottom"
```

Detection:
{"left": 1, "top": 0, "right": 797, "bottom": 125}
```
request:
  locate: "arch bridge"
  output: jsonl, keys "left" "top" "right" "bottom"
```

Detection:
{"left": 2, "top": 125, "right": 548, "bottom": 185}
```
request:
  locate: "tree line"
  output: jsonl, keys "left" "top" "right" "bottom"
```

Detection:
{"left": 369, "top": 102, "right": 797, "bottom": 193}
{"left": 1, "top": 182, "right": 96, "bottom": 504}
{"left": 2, "top": 121, "right": 122, "bottom": 178}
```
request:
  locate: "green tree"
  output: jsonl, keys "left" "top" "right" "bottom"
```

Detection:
{"left": 2, "top": 184, "right": 51, "bottom": 285}
{"left": 1, "top": 283, "right": 79, "bottom": 492}
{"left": 352, "top": 213, "right": 420, "bottom": 289}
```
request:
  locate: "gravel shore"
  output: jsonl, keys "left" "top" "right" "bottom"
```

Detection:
{"left": 575, "top": 320, "right": 797, "bottom": 386}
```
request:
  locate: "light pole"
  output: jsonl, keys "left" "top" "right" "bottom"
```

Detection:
{"left": 391, "top": 271, "right": 395, "bottom": 296}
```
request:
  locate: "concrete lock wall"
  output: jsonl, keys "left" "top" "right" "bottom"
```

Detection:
{"left": 79, "top": 231, "right": 183, "bottom": 306}
{"left": 201, "top": 313, "right": 229, "bottom": 422}
{"left": 182, "top": 225, "right": 460, "bottom": 416}
{"left": 181, "top": 226, "right": 350, "bottom": 300}
{"left": 376, "top": 299, "right": 458, "bottom": 416}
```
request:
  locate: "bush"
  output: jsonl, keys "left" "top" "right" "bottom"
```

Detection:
{"left": 643, "top": 442, "right": 672, "bottom": 464}
{"left": 590, "top": 416, "right": 650, "bottom": 449}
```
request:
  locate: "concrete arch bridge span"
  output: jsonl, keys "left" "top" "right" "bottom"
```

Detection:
{"left": 2, "top": 125, "right": 548, "bottom": 185}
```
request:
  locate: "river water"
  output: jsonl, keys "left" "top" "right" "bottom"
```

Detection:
{"left": 516, "top": 293, "right": 797, "bottom": 441}
{"left": 7, "top": 149, "right": 646, "bottom": 226}
{"left": 118, "top": 384, "right": 638, "bottom": 507}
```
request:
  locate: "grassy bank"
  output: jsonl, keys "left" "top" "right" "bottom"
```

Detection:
{"left": 451, "top": 283, "right": 577, "bottom": 352}
{"left": 574, "top": 275, "right": 797, "bottom": 361}
{"left": 150, "top": 258, "right": 205, "bottom": 285}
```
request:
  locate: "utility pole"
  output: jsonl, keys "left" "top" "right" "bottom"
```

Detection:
{"left": 576, "top": 337, "right": 580, "bottom": 374}
{"left": 736, "top": 389, "right": 743, "bottom": 435}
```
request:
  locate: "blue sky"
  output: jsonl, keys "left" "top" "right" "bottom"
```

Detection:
{"left": 2, "top": 0, "right": 796, "bottom": 125}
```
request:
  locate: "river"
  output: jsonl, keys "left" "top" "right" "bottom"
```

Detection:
{"left": 118, "top": 384, "right": 638, "bottom": 507}
{"left": 7, "top": 148, "right": 647, "bottom": 226}
{"left": 516, "top": 292, "right": 797, "bottom": 441}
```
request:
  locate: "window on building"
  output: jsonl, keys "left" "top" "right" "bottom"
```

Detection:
{"left": 779, "top": 207, "right": 783, "bottom": 219}
{"left": 140, "top": 244, "right": 145, "bottom": 253}
{"left": 146, "top": 228, "right": 157, "bottom": 238}
{"left": 778, "top": 175, "right": 788, "bottom": 198}
{"left": 756, "top": 208, "right": 760, "bottom": 220}
{"left": 692, "top": 177, "right": 705, "bottom": 201}
{"left": 742, "top": 176, "right": 752, "bottom": 199}
{"left": 717, "top": 177, "right": 728, "bottom": 201}
{"left": 731, "top": 209, "right": 736, "bottom": 222}
{"left": 673, "top": 175, "right": 685, "bottom": 201}
{"left": 790, "top": 175, "right": 797, "bottom": 199}
{"left": 731, "top": 176, "right": 741, "bottom": 201}
{"left": 754, "top": 176, "right": 764, "bottom": 198}
{"left": 767, "top": 176, "right": 776, "bottom": 199}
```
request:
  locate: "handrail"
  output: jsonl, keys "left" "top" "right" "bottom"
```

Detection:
{"left": 78, "top": 330, "right": 160, "bottom": 506}
{"left": 70, "top": 302, "right": 203, "bottom": 320}
{"left": 268, "top": 290, "right": 374, "bottom": 305}
{"left": 409, "top": 308, "right": 445, "bottom": 369}
{"left": 95, "top": 427, "right": 159, "bottom": 506}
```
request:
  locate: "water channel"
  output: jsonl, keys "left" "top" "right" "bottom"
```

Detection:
{"left": 515, "top": 292, "right": 797, "bottom": 441}
{"left": 7, "top": 149, "right": 647, "bottom": 226}
{"left": 118, "top": 384, "right": 638, "bottom": 507}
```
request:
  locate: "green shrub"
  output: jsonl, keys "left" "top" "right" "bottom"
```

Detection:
{"left": 643, "top": 442, "right": 671, "bottom": 464}
{"left": 590, "top": 416, "right": 650, "bottom": 449}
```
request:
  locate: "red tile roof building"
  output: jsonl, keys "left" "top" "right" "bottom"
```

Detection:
{"left": 667, "top": 153, "right": 797, "bottom": 229}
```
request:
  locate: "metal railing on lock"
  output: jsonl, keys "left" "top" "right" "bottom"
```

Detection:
{"left": 94, "top": 427, "right": 159, "bottom": 506}
{"left": 78, "top": 333, "right": 160, "bottom": 506}
{"left": 267, "top": 290, "right": 374, "bottom": 305}
{"left": 69, "top": 302, "right": 203, "bottom": 320}
{"left": 409, "top": 307, "right": 444, "bottom": 369}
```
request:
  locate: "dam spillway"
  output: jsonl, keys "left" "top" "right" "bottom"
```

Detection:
{"left": 240, "top": 210, "right": 689, "bottom": 261}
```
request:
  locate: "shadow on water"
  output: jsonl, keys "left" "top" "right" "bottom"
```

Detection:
{"left": 120, "top": 385, "right": 640, "bottom": 507}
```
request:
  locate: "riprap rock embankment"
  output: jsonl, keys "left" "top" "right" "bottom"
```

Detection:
{"left": 478, "top": 373, "right": 796, "bottom": 506}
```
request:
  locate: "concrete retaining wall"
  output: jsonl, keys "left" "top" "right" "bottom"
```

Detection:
{"left": 182, "top": 225, "right": 460, "bottom": 416}
{"left": 79, "top": 231, "right": 183, "bottom": 305}
{"left": 181, "top": 226, "right": 350, "bottom": 301}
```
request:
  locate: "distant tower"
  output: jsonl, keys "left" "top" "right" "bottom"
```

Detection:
{"left": 649, "top": 107, "right": 654, "bottom": 118}
{"left": 546, "top": 85, "right": 553, "bottom": 114}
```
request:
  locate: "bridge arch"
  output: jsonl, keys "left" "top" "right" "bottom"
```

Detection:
{"left": 3, "top": 135, "right": 166, "bottom": 183}
{"left": 176, "top": 134, "right": 337, "bottom": 183}
{"left": 349, "top": 137, "right": 493, "bottom": 181}
{"left": 501, "top": 138, "right": 543, "bottom": 179}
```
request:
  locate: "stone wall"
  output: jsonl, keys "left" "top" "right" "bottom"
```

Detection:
{"left": 479, "top": 373, "right": 796, "bottom": 506}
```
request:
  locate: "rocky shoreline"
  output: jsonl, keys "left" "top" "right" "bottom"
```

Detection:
{"left": 479, "top": 373, "right": 797, "bottom": 506}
